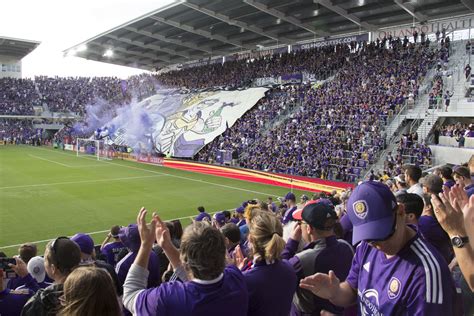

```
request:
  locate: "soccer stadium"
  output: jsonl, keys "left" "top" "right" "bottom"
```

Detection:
{"left": 1, "top": 0, "right": 474, "bottom": 314}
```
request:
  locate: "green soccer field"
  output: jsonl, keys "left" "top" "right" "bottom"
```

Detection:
{"left": 0, "top": 145, "right": 306, "bottom": 256}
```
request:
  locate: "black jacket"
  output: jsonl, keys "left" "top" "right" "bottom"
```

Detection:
{"left": 21, "top": 283, "right": 63, "bottom": 316}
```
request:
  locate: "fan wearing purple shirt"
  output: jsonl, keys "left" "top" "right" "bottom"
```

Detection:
{"left": 238, "top": 205, "right": 297, "bottom": 316}
{"left": 100, "top": 225, "right": 127, "bottom": 267}
{"left": 437, "top": 166, "right": 455, "bottom": 189}
{"left": 6, "top": 243, "right": 37, "bottom": 290}
{"left": 123, "top": 207, "right": 248, "bottom": 316}
{"left": 282, "top": 199, "right": 354, "bottom": 315}
{"left": 282, "top": 192, "right": 298, "bottom": 224}
{"left": 115, "top": 224, "right": 161, "bottom": 292}
{"left": 0, "top": 267, "right": 33, "bottom": 316}
{"left": 299, "top": 181, "right": 459, "bottom": 316}
{"left": 194, "top": 206, "right": 211, "bottom": 222}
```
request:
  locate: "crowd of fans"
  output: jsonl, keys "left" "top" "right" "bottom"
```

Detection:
{"left": 198, "top": 41, "right": 436, "bottom": 182}
{"left": 0, "top": 119, "right": 36, "bottom": 144}
{"left": 2, "top": 157, "right": 474, "bottom": 315}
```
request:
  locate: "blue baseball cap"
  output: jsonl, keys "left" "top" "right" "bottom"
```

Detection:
{"left": 71, "top": 233, "right": 94, "bottom": 255}
{"left": 235, "top": 206, "right": 245, "bottom": 214}
{"left": 213, "top": 212, "right": 226, "bottom": 226}
{"left": 347, "top": 181, "right": 398, "bottom": 245}
{"left": 119, "top": 224, "right": 141, "bottom": 252}
{"left": 285, "top": 192, "right": 296, "bottom": 201}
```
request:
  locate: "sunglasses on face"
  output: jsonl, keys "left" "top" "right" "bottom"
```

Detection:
{"left": 49, "top": 236, "right": 69, "bottom": 265}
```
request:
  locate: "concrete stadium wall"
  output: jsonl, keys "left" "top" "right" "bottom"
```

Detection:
{"left": 430, "top": 145, "right": 474, "bottom": 165}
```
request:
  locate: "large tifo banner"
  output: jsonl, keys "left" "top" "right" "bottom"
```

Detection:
{"left": 106, "top": 88, "right": 268, "bottom": 157}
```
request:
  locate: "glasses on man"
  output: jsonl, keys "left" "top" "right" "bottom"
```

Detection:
{"left": 49, "top": 236, "right": 69, "bottom": 264}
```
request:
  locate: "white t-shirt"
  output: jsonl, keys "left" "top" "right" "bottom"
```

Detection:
{"left": 407, "top": 183, "right": 424, "bottom": 198}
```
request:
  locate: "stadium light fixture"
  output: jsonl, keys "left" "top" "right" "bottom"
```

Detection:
{"left": 66, "top": 49, "right": 76, "bottom": 57}
{"left": 76, "top": 44, "right": 87, "bottom": 52}
{"left": 103, "top": 49, "right": 114, "bottom": 57}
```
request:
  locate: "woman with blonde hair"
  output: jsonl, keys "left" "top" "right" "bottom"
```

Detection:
{"left": 236, "top": 205, "right": 297, "bottom": 316}
{"left": 59, "top": 266, "right": 121, "bottom": 316}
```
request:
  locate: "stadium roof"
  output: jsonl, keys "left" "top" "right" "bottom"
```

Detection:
{"left": 65, "top": 0, "right": 473, "bottom": 71}
{"left": 0, "top": 36, "right": 41, "bottom": 60}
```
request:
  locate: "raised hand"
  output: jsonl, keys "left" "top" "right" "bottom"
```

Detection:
{"left": 299, "top": 270, "right": 340, "bottom": 300}
{"left": 9, "top": 257, "right": 28, "bottom": 278}
{"left": 233, "top": 245, "right": 248, "bottom": 270}
{"left": 431, "top": 192, "right": 466, "bottom": 237}
{"left": 290, "top": 222, "right": 302, "bottom": 241}
{"left": 155, "top": 214, "right": 172, "bottom": 249}
{"left": 136, "top": 207, "right": 158, "bottom": 248}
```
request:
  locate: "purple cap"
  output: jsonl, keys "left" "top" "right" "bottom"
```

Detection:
{"left": 347, "top": 181, "right": 398, "bottom": 245}
{"left": 71, "top": 233, "right": 94, "bottom": 255}
{"left": 285, "top": 192, "right": 296, "bottom": 201}
{"left": 119, "top": 224, "right": 141, "bottom": 252}
{"left": 235, "top": 206, "right": 245, "bottom": 214}
{"left": 213, "top": 212, "right": 226, "bottom": 226}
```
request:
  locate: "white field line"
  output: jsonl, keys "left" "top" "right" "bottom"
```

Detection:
{"left": 28, "top": 154, "right": 72, "bottom": 167}
{"left": 31, "top": 147, "right": 281, "bottom": 197}
{"left": 0, "top": 210, "right": 223, "bottom": 249}
{"left": 0, "top": 147, "right": 287, "bottom": 249}
{"left": 0, "top": 175, "right": 165, "bottom": 190}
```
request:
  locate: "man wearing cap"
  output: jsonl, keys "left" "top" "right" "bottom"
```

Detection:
{"left": 393, "top": 174, "right": 408, "bottom": 196}
{"left": 212, "top": 212, "right": 227, "bottom": 229}
{"left": 453, "top": 166, "right": 474, "bottom": 197}
{"left": 115, "top": 224, "right": 161, "bottom": 292}
{"left": 71, "top": 233, "right": 123, "bottom": 296}
{"left": 15, "top": 257, "right": 52, "bottom": 291}
{"left": 282, "top": 199, "right": 354, "bottom": 315}
{"left": 282, "top": 192, "right": 298, "bottom": 224}
{"left": 234, "top": 206, "right": 246, "bottom": 227}
{"left": 100, "top": 225, "right": 127, "bottom": 267}
{"left": 299, "top": 181, "right": 458, "bottom": 315}
{"left": 404, "top": 165, "right": 423, "bottom": 198}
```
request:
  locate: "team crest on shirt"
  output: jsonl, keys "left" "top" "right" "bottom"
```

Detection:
{"left": 353, "top": 200, "right": 368, "bottom": 219}
{"left": 387, "top": 277, "right": 401, "bottom": 299}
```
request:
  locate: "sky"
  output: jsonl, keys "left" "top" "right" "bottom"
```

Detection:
{"left": 1, "top": 0, "right": 176, "bottom": 78}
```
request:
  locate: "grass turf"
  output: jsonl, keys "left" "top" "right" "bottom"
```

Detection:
{"left": 0, "top": 145, "right": 306, "bottom": 256}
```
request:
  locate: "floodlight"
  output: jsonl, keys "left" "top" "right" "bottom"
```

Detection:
{"left": 77, "top": 45, "right": 87, "bottom": 52}
{"left": 103, "top": 49, "right": 114, "bottom": 57}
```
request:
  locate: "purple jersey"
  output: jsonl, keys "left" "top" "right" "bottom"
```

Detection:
{"left": 195, "top": 212, "right": 211, "bottom": 222}
{"left": 135, "top": 265, "right": 248, "bottom": 316}
{"left": 346, "top": 233, "right": 457, "bottom": 316}
{"left": 465, "top": 183, "right": 474, "bottom": 198}
{"left": 101, "top": 241, "right": 127, "bottom": 267}
{"left": 243, "top": 260, "right": 297, "bottom": 316}
{"left": 418, "top": 215, "right": 453, "bottom": 264}
{"left": 282, "top": 206, "right": 298, "bottom": 224}
{"left": 0, "top": 288, "right": 33, "bottom": 316}
{"left": 116, "top": 251, "right": 160, "bottom": 288}
{"left": 443, "top": 179, "right": 455, "bottom": 189}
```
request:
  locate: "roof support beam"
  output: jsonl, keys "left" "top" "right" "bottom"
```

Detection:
{"left": 243, "top": 0, "right": 330, "bottom": 36}
{"left": 182, "top": 1, "right": 295, "bottom": 44}
{"left": 105, "top": 34, "right": 191, "bottom": 59}
{"left": 124, "top": 26, "right": 223, "bottom": 55}
{"left": 460, "top": 0, "right": 474, "bottom": 12}
{"left": 393, "top": 0, "right": 428, "bottom": 22}
{"left": 149, "top": 15, "right": 250, "bottom": 49}
{"left": 89, "top": 42, "right": 172, "bottom": 64}
{"left": 313, "top": 0, "right": 377, "bottom": 31}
